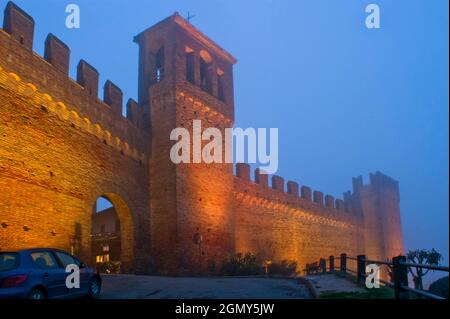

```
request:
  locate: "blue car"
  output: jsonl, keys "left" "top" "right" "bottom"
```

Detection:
{"left": 0, "top": 248, "right": 101, "bottom": 299}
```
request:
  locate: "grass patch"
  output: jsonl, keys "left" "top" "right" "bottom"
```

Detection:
{"left": 320, "top": 287, "right": 395, "bottom": 299}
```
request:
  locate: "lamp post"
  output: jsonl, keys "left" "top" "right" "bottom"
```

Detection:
{"left": 264, "top": 260, "right": 273, "bottom": 277}
{"left": 69, "top": 237, "right": 76, "bottom": 255}
{"left": 193, "top": 231, "right": 203, "bottom": 271}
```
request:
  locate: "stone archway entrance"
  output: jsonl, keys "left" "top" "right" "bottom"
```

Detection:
{"left": 90, "top": 193, "right": 134, "bottom": 273}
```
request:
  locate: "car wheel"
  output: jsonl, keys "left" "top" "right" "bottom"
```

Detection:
{"left": 28, "top": 288, "right": 46, "bottom": 300}
{"left": 88, "top": 278, "right": 101, "bottom": 299}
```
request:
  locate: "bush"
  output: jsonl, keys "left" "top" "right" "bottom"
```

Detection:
{"left": 268, "top": 260, "right": 298, "bottom": 277}
{"left": 429, "top": 276, "right": 449, "bottom": 298}
{"left": 220, "top": 253, "right": 298, "bottom": 277}
{"left": 220, "top": 253, "right": 264, "bottom": 276}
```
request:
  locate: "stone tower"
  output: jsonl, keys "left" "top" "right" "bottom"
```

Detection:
{"left": 351, "top": 172, "right": 404, "bottom": 262}
{"left": 134, "top": 13, "right": 237, "bottom": 275}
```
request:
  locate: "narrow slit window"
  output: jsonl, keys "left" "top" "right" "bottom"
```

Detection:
{"left": 155, "top": 47, "right": 165, "bottom": 82}
{"left": 218, "top": 73, "right": 225, "bottom": 102}
{"left": 186, "top": 52, "right": 195, "bottom": 84}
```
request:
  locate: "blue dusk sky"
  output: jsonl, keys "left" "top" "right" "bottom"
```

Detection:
{"left": 1, "top": 0, "right": 448, "bottom": 277}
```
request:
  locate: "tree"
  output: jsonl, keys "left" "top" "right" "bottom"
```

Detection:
{"left": 406, "top": 249, "right": 442, "bottom": 290}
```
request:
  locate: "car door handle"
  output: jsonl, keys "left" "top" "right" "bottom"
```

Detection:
{"left": 43, "top": 273, "right": 49, "bottom": 278}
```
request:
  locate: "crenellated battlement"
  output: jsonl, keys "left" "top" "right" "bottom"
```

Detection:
{"left": 3, "top": 2, "right": 34, "bottom": 50}
{"left": 0, "top": 2, "right": 149, "bottom": 160}
{"left": 77, "top": 60, "right": 99, "bottom": 99}
{"left": 233, "top": 163, "right": 358, "bottom": 226}
{"left": 44, "top": 34, "right": 70, "bottom": 74}
{"left": 0, "top": 66, "right": 146, "bottom": 162}
{"left": 351, "top": 171, "right": 400, "bottom": 199}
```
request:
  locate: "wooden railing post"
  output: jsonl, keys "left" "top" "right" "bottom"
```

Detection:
{"left": 340, "top": 253, "right": 347, "bottom": 275}
{"left": 320, "top": 258, "right": 326, "bottom": 274}
{"left": 393, "top": 256, "right": 409, "bottom": 299}
{"left": 329, "top": 256, "right": 335, "bottom": 273}
{"left": 357, "top": 255, "right": 366, "bottom": 285}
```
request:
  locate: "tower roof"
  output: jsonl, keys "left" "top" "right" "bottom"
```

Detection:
{"left": 134, "top": 12, "right": 237, "bottom": 65}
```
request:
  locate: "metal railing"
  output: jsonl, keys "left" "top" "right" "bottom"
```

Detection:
{"left": 305, "top": 253, "right": 449, "bottom": 299}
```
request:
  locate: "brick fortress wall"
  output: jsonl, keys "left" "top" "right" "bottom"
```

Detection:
{"left": 0, "top": 2, "right": 404, "bottom": 275}
{"left": 0, "top": 2, "right": 150, "bottom": 273}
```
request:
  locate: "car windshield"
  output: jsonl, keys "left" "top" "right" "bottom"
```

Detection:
{"left": 0, "top": 253, "right": 19, "bottom": 272}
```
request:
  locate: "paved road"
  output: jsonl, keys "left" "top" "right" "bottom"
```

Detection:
{"left": 100, "top": 275, "right": 312, "bottom": 299}
{"left": 305, "top": 274, "right": 365, "bottom": 295}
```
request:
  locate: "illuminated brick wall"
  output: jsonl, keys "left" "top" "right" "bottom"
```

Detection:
{"left": 0, "top": 3, "right": 150, "bottom": 273}
{"left": 0, "top": 3, "right": 403, "bottom": 275}
{"left": 233, "top": 164, "right": 362, "bottom": 268}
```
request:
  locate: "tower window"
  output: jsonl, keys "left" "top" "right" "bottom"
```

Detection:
{"left": 186, "top": 52, "right": 195, "bottom": 84}
{"left": 200, "top": 58, "right": 212, "bottom": 94}
{"left": 199, "top": 50, "right": 213, "bottom": 95}
{"left": 155, "top": 46, "right": 165, "bottom": 82}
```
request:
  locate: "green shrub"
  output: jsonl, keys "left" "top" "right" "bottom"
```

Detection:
{"left": 429, "top": 276, "right": 449, "bottom": 298}
{"left": 220, "top": 253, "right": 298, "bottom": 277}
{"left": 268, "top": 260, "right": 298, "bottom": 277}
{"left": 220, "top": 252, "right": 264, "bottom": 276}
